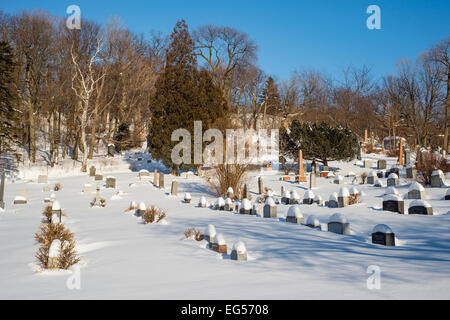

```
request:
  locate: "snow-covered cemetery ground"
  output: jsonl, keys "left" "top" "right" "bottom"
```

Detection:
{"left": 0, "top": 150, "right": 449, "bottom": 299}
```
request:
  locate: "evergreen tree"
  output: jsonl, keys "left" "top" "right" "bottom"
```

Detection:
{"left": 148, "top": 20, "right": 226, "bottom": 172}
{"left": 261, "top": 77, "right": 281, "bottom": 115}
{"left": 0, "top": 40, "right": 19, "bottom": 153}
{"left": 283, "top": 120, "right": 359, "bottom": 166}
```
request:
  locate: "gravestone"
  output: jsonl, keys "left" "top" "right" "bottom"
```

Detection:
{"left": 171, "top": 180, "right": 178, "bottom": 196}
{"left": 327, "top": 213, "right": 350, "bottom": 235}
{"left": 89, "top": 166, "right": 96, "bottom": 177}
{"left": 314, "top": 194, "right": 324, "bottom": 206}
{"left": 184, "top": 193, "right": 191, "bottom": 203}
{"left": 263, "top": 197, "right": 277, "bottom": 218}
{"left": 239, "top": 199, "right": 252, "bottom": 214}
{"left": 376, "top": 171, "right": 384, "bottom": 178}
{"left": 406, "top": 166, "right": 417, "bottom": 179}
{"left": 47, "top": 240, "right": 61, "bottom": 269}
{"left": 306, "top": 215, "right": 321, "bottom": 229}
{"left": 327, "top": 193, "right": 339, "bottom": 208}
{"left": 431, "top": 170, "right": 445, "bottom": 188}
{"left": 371, "top": 224, "right": 395, "bottom": 246}
{"left": 107, "top": 144, "right": 115, "bottom": 157}
{"left": 367, "top": 171, "right": 376, "bottom": 184}
{"left": 243, "top": 184, "right": 250, "bottom": 199}
{"left": 38, "top": 175, "right": 48, "bottom": 184}
{"left": 138, "top": 170, "right": 151, "bottom": 181}
{"left": 159, "top": 173, "right": 165, "bottom": 189}
{"left": 382, "top": 194, "right": 405, "bottom": 214}
{"left": 385, "top": 167, "right": 399, "bottom": 177}
{"left": 224, "top": 198, "right": 233, "bottom": 211}
{"left": 404, "top": 150, "right": 411, "bottom": 165}
{"left": 303, "top": 190, "right": 314, "bottom": 205}
{"left": 203, "top": 224, "right": 216, "bottom": 244}
{"left": 227, "top": 187, "right": 234, "bottom": 199}
{"left": 338, "top": 187, "right": 350, "bottom": 208}
{"left": 387, "top": 173, "right": 399, "bottom": 187}
{"left": 210, "top": 233, "right": 227, "bottom": 254}
{"left": 374, "top": 179, "right": 383, "bottom": 187}
{"left": 258, "top": 177, "right": 263, "bottom": 195}
{"left": 408, "top": 182, "right": 426, "bottom": 200}
{"left": 364, "top": 160, "right": 372, "bottom": 168}
{"left": 281, "top": 190, "right": 290, "bottom": 205}
{"left": 408, "top": 200, "right": 433, "bottom": 215}
{"left": 51, "top": 200, "right": 62, "bottom": 223}
{"left": 83, "top": 183, "right": 92, "bottom": 194}
{"left": 309, "top": 173, "right": 316, "bottom": 189}
{"left": 106, "top": 177, "right": 116, "bottom": 189}
{"left": 13, "top": 196, "right": 27, "bottom": 205}
{"left": 357, "top": 142, "right": 362, "bottom": 160}
{"left": 0, "top": 169, "right": 5, "bottom": 209}
{"left": 286, "top": 206, "right": 304, "bottom": 224}
{"left": 198, "top": 196, "right": 207, "bottom": 208}
{"left": 290, "top": 190, "right": 300, "bottom": 204}
{"left": 231, "top": 241, "right": 247, "bottom": 261}
{"left": 377, "top": 160, "right": 386, "bottom": 170}
{"left": 215, "top": 197, "right": 225, "bottom": 210}
{"left": 445, "top": 189, "right": 450, "bottom": 200}
{"left": 95, "top": 174, "right": 103, "bottom": 181}
{"left": 333, "top": 175, "right": 344, "bottom": 185}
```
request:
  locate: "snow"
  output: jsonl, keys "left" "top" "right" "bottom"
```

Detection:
{"left": 432, "top": 170, "right": 444, "bottom": 177}
{"left": 374, "top": 179, "right": 383, "bottom": 187}
{"left": 349, "top": 187, "right": 359, "bottom": 195}
{"left": 383, "top": 194, "right": 402, "bottom": 202}
{"left": 347, "top": 171, "right": 356, "bottom": 177}
{"left": 327, "top": 171, "right": 335, "bottom": 178}
{"left": 48, "top": 240, "right": 61, "bottom": 258}
{"left": 372, "top": 224, "right": 394, "bottom": 234}
{"left": 447, "top": 189, "right": 450, "bottom": 196}
{"left": 51, "top": 200, "right": 61, "bottom": 211}
{"left": 138, "top": 201, "right": 146, "bottom": 211}
{"left": 314, "top": 195, "right": 323, "bottom": 201}
{"left": 290, "top": 190, "right": 300, "bottom": 200}
{"left": 184, "top": 193, "right": 191, "bottom": 200}
{"left": 215, "top": 233, "right": 226, "bottom": 245}
{"left": 266, "top": 190, "right": 274, "bottom": 197}
{"left": 329, "top": 213, "right": 348, "bottom": 224}
{"left": 334, "top": 175, "right": 343, "bottom": 182}
{"left": 227, "top": 187, "right": 234, "bottom": 194}
{"left": 385, "top": 187, "right": 399, "bottom": 195}
{"left": 409, "top": 200, "right": 432, "bottom": 208}
{"left": 216, "top": 197, "right": 225, "bottom": 207}
{"left": 265, "top": 197, "right": 275, "bottom": 206}
{"left": 388, "top": 173, "right": 398, "bottom": 179}
{"left": 304, "top": 190, "right": 315, "bottom": 199}
{"left": 338, "top": 187, "right": 350, "bottom": 197}
{"left": 232, "top": 241, "right": 247, "bottom": 254}
{"left": 287, "top": 206, "right": 302, "bottom": 218}
{"left": 306, "top": 215, "right": 320, "bottom": 228}
{"left": 205, "top": 224, "right": 216, "bottom": 237}
{"left": 129, "top": 201, "right": 137, "bottom": 208}
{"left": 13, "top": 195, "right": 27, "bottom": 202}
{"left": 282, "top": 190, "right": 290, "bottom": 198}
{"left": 408, "top": 182, "right": 425, "bottom": 192}
{"left": 225, "top": 198, "right": 233, "bottom": 205}
{"left": 198, "top": 196, "right": 206, "bottom": 206}
{"left": 242, "top": 199, "right": 252, "bottom": 210}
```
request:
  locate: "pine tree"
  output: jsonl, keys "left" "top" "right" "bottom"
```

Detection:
{"left": 0, "top": 40, "right": 19, "bottom": 153}
{"left": 261, "top": 77, "right": 281, "bottom": 116}
{"left": 148, "top": 20, "right": 226, "bottom": 172}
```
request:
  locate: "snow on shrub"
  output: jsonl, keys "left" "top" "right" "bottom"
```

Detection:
{"left": 184, "top": 228, "right": 201, "bottom": 241}
{"left": 141, "top": 206, "right": 167, "bottom": 224}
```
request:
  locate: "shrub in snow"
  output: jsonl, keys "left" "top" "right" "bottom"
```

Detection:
{"left": 198, "top": 196, "right": 207, "bottom": 208}
{"left": 215, "top": 197, "right": 225, "bottom": 210}
{"left": 210, "top": 233, "right": 227, "bottom": 254}
{"left": 141, "top": 206, "right": 167, "bottom": 224}
{"left": 286, "top": 206, "right": 303, "bottom": 224}
{"left": 302, "top": 190, "right": 314, "bottom": 205}
{"left": 184, "top": 193, "right": 191, "bottom": 203}
{"left": 327, "top": 192, "right": 338, "bottom": 208}
{"left": 408, "top": 200, "right": 433, "bottom": 215}
{"left": 382, "top": 194, "right": 405, "bottom": 214}
{"left": 387, "top": 173, "right": 399, "bottom": 187}
{"left": 34, "top": 222, "right": 80, "bottom": 270}
{"left": 206, "top": 165, "right": 248, "bottom": 200}
{"left": 125, "top": 201, "right": 138, "bottom": 212}
{"left": 184, "top": 228, "right": 202, "bottom": 241}
{"left": 239, "top": 199, "right": 252, "bottom": 215}
{"left": 371, "top": 224, "right": 395, "bottom": 247}
{"left": 327, "top": 213, "right": 350, "bottom": 235}
{"left": 263, "top": 197, "right": 277, "bottom": 218}
{"left": 306, "top": 215, "right": 321, "bottom": 229}
{"left": 231, "top": 241, "right": 247, "bottom": 261}
{"left": 415, "top": 151, "right": 449, "bottom": 186}
{"left": 42, "top": 205, "right": 53, "bottom": 223}
{"left": 338, "top": 187, "right": 350, "bottom": 208}
{"left": 290, "top": 190, "right": 300, "bottom": 204}
{"left": 408, "top": 182, "right": 426, "bottom": 200}
{"left": 203, "top": 224, "right": 216, "bottom": 243}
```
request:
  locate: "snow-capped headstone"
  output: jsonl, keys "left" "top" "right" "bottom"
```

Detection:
{"left": 215, "top": 197, "right": 225, "bottom": 211}
{"left": 377, "top": 160, "right": 386, "bottom": 170}
{"left": 51, "top": 212, "right": 61, "bottom": 224}
{"left": 406, "top": 166, "right": 417, "bottom": 179}
{"left": 333, "top": 175, "right": 344, "bottom": 185}
{"left": 327, "top": 213, "right": 350, "bottom": 235}
{"left": 306, "top": 215, "right": 321, "bottom": 229}
{"left": 281, "top": 190, "right": 290, "bottom": 205}
{"left": 374, "top": 179, "right": 383, "bottom": 187}
{"left": 314, "top": 194, "right": 324, "bottom": 206}
{"left": 286, "top": 206, "right": 304, "bottom": 224}
{"left": 106, "top": 176, "right": 116, "bottom": 189}
{"left": 338, "top": 187, "right": 350, "bottom": 208}
{"left": 408, "top": 200, "right": 433, "bottom": 215}
{"left": 211, "top": 233, "right": 227, "bottom": 254}
{"left": 239, "top": 199, "right": 252, "bottom": 215}
{"left": 13, "top": 195, "right": 27, "bottom": 205}
{"left": 0, "top": 169, "right": 5, "bottom": 209}
{"left": 184, "top": 193, "right": 191, "bottom": 203}
{"left": 371, "top": 224, "right": 395, "bottom": 246}
{"left": 138, "top": 169, "right": 151, "bottom": 181}
{"left": 51, "top": 200, "right": 62, "bottom": 222}
{"left": 303, "top": 190, "right": 315, "bottom": 205}
{"left": 231, "top": 241, "right": 247, "bottom": 261}
{"left": 364, "top": 160, "right": 372, "bottom": 169}
{"left": 171, "top": 180, "right": 178, "bottom": 196}
{"left": 384, "top": 187, "right": 399, "bottom": 195}
{"left": 137, "top": 202, "right": 146, "bottom": 217}
{"left": 431, "top": 170, "right": 445, "bottom": 188}
{"left": 290, "top": 190, "right": 300, "bottom": 204}
{"left": 227, "top": 187, "right": 234, "bottom": 199}
{"left": 387, "top": 173, "right": 399, "bottom": 187}
{"left": 367, "top": 171, "right": 377, "bottom": 184}
{"left": 89, "top": 166, "right": 96, "bottom": 177}
{"left": 445, "top": 189, "right": 450, "bottom": 200}
{"left": 224, "top": 198, "right": 233, "bottom": 211}
{"left": 382, "top": 194, "right": 404, "bottom": 214}
{"left": 327, "top": 192, "right": 338, "bottom": 208}
{"left": 408, "top": 182, "right": 426, "bottom": 200}
{"left": 38, "top": 175, "right": 48, "bottom": 184}
{"left": 198, "top": 196, "right": 207, "bottom": 208}
{"left": 47, "top": 240, "right": 61, "bottom": 269}
{"left": 204, "top": 224, "right": 216, "bottom": 244}
{"left": 263, "top": 197, "right": 277, "bottom": 218}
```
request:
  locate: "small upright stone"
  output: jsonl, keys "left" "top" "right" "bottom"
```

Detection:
{"left": 371, "top": 224, "right": 395, "bottom": 246}
{"left": 89, "top": 166, "right": 96, "bottom": 177}
{"left": 184, "top": 193, "right": 191, "bottom": 203}
{"left": 138, "top": 169, "right": 151, "bottom": 181}
{"left": 231, "top": 241, "right": 247, "bottom": 261}
{"left": 377, "top": 160, "right": 386, "bottom": 170}
{"left": 387, "top": 173, "right": 399, "bottom": 187}
{"left": 338, "top": 187, "right": 350, "bottom": 208}
{"left": 159, "top": 173, "right": 165, "bottom": 189}
{"left": 198, "top": 196, "right": 207, "bottom": 208}
{"left": 105, "top": 176, "right": 116, "bottom": 189}
{"left": 306, "top": 215, "right": 321, "bottom": 229}
{"left": 210, "top": 233, "right": 227, "bottom": 254}
{"left": 171, "top": 180, "right": 178, "bottom": 196}
{"left": 224, "top": 198, "right": 233, "bottom": 211}
{"left": 309, "top": 173, "right": 316, "bottom": 189}
{"left": 314, "top": 194, "right": 324, "bottom": 206}
{"left": 367, "top": 171, "right": 377, "bottom": 184}
{"left": 406, "top": 166, "right": 416, "bottom": 179}
{"left": 203, "top": 224, "right": 216, "bottom": 244}
{"left": 95, "top": 174, "right": 103, "bottom": 181}
{"left": 263, "top": 197, "right": 277, "bottom": 218}
{"left": 281, "top": 190, "right": 290, "bottom": 204}
{"left": 327, "top": 192, "right": 338, "bottom": 208}
{"left": 364, "top": 160, "right": 372, "bottom": 168}
{"left": 303, "top": 190, "right": 315, "bottom": 205}
{"left": 431, "top": 170, "right": 445, "bottom": 188}
{"left": 227, "top": 187, "right": 234, "bottom": 199}
{"left": 51, "top": 200, "right": 62, "bottom": 223}
{"left": 286, "top": 206, "right": 304, "bottom": 224}
{"left": 408, "top": 182, "right": 426, "bottom": 200}
{"left": 107, "top": 144, "right": 115, "bottom": 157}
{"left": 215, "top": 197, "right": 225, "bottom": 210}
{"left": 382, "top": 194, "right": 404, "bottom": 214}
{"left": 327, "top": 213, "right": 350, "bottom": 235}
{"left": 258, "top": 176, "right": 263, "bottom": 195}
{"left": 333, "top": 174, "right": 344, "bottom": 185}
{"left": 408, "top": 200, "right": 433, "bottom": 215}
{"left": 239, "top": 199, "right": 252, "bottom": 215}
{"left": 243, "top": 184, "right": 250, "bottom": 199}
{"left": 290, "top": 190, "right": 300, "bottom": 204}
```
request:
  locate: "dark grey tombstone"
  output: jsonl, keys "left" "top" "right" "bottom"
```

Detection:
{"left": 171, "top": 180, "right": 178, "bottom": 196}
{"left": 239, "top": 207, "right": 251, "bottom": 215}
{"left": 328, "top": 200, "right": 338, "bottom": 208}
{"left": 159, "top": 173, "right": 165, "bottom": 189}
{"left": 327, "top": 222, "right": 351, "bottom": 235}
{"left": 431, "top": 174, "right": 444, "bottom": 188}
{"left": 387, "top": 177, "right": 398, "bottom": 187}
{"left": 309, "top": 173, "right": 316, "bottom": 189}
{"left": 243, "top": 184, "right": 250, "bottom": 199}
{"left": 263, "top": 205, "right": 277, "bottom": 218}
{"left": 258, "top": 177, "right": 263, "bottom": 195}
{"left": 408, "top": 205, "right": 433, "bottom": 215}
{"left": 286, "top": 215, "right": 304, "bottom": 224}
{"left": 303, "top": 198, "right": 314, "bottom": 205}
{"left": 406, "top": 167, "right": 417, "bottom": 179}
{"left": 338, "top": 196, "right": 349, "bottom": 208}
{"left": 107, "top": 144, "right": 115, "bottom": 157}
{"left": 382, "top": 200, "right": 405, "bottom": 214}
{"left": 89, "top": 166, "right": 96, "bottom": 177}
{"left": 357, "top": 142, "right": 362, "bottom": 160}
{"left": 377, "top": 160, "right": 386, "bottom": 170}
{"left": 445, "top": 195, "right": 450, "bottom": 200}
{"left": 372, "top": 232, "right": 395, "bottom": 246}
{"left": 231, "top": 250, "right": 247, "bottom": 261}
{"left": 367, "top": 176, "right": 375, "bottom": 184}
{"left": 0, "top": 169, "right": 5, "bottom": 209}
{"left": 224, "top": 203, "right": 233, "bottom": 212}
{"left": 376, "top": 171, "right": 384, "bottom": 178}
{"left": 408, "top": 189, "right": 425, "bottom": 200}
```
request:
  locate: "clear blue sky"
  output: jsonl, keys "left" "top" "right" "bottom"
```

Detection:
{"left": 2, "top": 0, "right": 449, "bottom": 82}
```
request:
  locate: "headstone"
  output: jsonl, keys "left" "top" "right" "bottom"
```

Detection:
{"left": 374, "top": 179, "right": 383, "bottom": 187}
{"left": 377, "top": 160, "right": 386, "bottom": 170}
{"left": 387, "top": 173, "right": 399, "bottom": 187}
{"left": 106, "top": 177, "right": 116, "bottom": 189}
{"left": 367, "top": 171, "right": 377, "bottom": 184}
{"left": 382, "top": 194, "right": 405, "bottom": 214}
{"left": 243, "top": 184, "right": 250, "bottom": 199}
{"left": 357, "top": 142, "right": 362, "bottom": 160}
{"left": 263, "top": 197, "right": 277, "bottom": 218}
{"left": 333, "top": 175, "right": 344, "bottom": 185}
{"left": 13, "top": 196, "right": 27, "bottom": 205}
{"left": 327, "top": 193, "right": 339, "bottom": 208}
{"left": 258, "top": 177, "right": 263, "bottom": 195}
{"left": 159, "top": 173, "right": 165, "bottom": 189}
{"left": 364, "top": 160, "right": 372, "bottom": 168}
{"left": 303, "top": 190, "right": 314, "bottom": 205}
{"left": 286, "top": 206, "right": 304, "bottom": 224}
{"left": 227, "top": 187, "right": 234, "bottom": 199}
{"left": 445, "top": 189, "right": 450, "bottom": 200}
{"left": 231, "top": 241, "right": 247, "bottom": 261}
{"left": 338, "top": 187, "right": 350, "bottom": 208}
{"left": 407, "top": 182, "right": 426, "bottom": 200}
{"left": 408, "top": 200, "right": 433, "bottom": 215}
{"left": 327, "top": 213, "right": 350, "bottom": 235}
{"left": 376, "top": 171, "right": 384, "bottom": 178}
{"left": 406, "top": 166, "right": 417, "bottom": 179}
{"left": 290, "top": 190, "right": 300, "bottom": 204}
{"left": 309, "top": 173, "right": 316, "bottom": 189}
{"left": 281, "top": 190, "right": 290, "bottom": 204}
{"left": 184, "top": 193, "right": 191, "bottom": 203}
{"left": 431, "top": 170, "right": 445, "bottom": 188}
{"left": 0, "top": 169, "right": 5, "bottom": 209}
{"left": 171, "top": 180, "right": 178, "bottom": 196}
{"left": 203, "top": 224, "right": 216, "bottom": 244}
{"left": 306, "top": 215, "right": 321, "bottom": 229}
{"left": 224, "top": 198, "right": 233, "bottom": 211}
{"left": 215, "top": 197, "right": 225, "bottom": 210}
{"left": 38, "top": 175, "right": 48, "bottom": 184}
{"left": 83, "top": 183, "right": 93, "bottom": 194}
{"left": 51, "top": 200, "right": 62, "bottom": 223}
{"left": 404, "top": 150, "right": 411, "bottom": 165}
{"left": 198, "top": 196, "right": 207, "bottom": 208}
{"left": 47, "top": 240, "right": 61, "bottom": 269}
{"left": 385, "top": 167, "right": 399, "bottom": 177}
{"left": 239, "top": 199, "right": 252, "bottom": 214}
{"left": 314, "top": 194, "right": 324, "bottom": 206}
{"left": 371, "top": 224, "right": 395, "bottom": 246}
{"left": 95, "top": 174, "right": 103, "bottom": 181}
{"left": 138, "top": 170, "right": 151, "bottom": 181}
{"left": 107, "top": 144, "right": 115, "bottom": 157}
{"left": 210, "top": 233, "right": 227, "bottom": 254}
{"left": 89, "top": 166, "right": 96, "bottom": 177}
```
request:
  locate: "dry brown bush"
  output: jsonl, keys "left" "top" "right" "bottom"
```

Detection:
{"left": 416, "top": 152, "right": 450, "bottom": 185}
{"left": 53, "top": 183, "right": 62, "bottom": 191}
{"left": 42, "top": 206, "right": 67, "bottom": 223}
{"left": 141, "top": 206, "right": 166, "bottom": 224}
{"left": 349, "top": 194, "right": 362, "bottom": 205}
{"left": 206, "top": 164, "right": 248, "bottom": 198}
{"left": 386, "top": 148, "right": 400, "bottom": 157}
{"left": 34, "top": 222, "right": 80, "bottom": 270}
{"left": 90, "top": 197, "right": 106, "bottom": 207}
{"left": 184, "top": 228, "right": 202, "bottom": 241}
{"left": 125, "top": 204, "right": 138, "bottom": 212}
{"left": 360, "top": 172, "right": 368, "bottom": 184}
